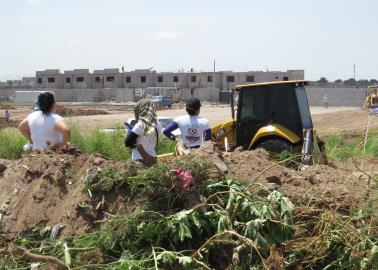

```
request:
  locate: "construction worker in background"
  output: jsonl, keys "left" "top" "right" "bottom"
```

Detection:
{"left": 3, "top": 110, "right": 10, "bottom": 121}
{"left": 163, "top": 97, "right": 211, "bottom": 149}
{"left": 323, "top": 94, "right": 329, "bottom": 109}
{"left": 124, "top": 98, "right": 162, "bottom": 166}
{"left": 18, "top": 92, "right": 71, "bottom": 150}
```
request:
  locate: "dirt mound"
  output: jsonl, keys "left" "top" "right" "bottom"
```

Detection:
{"left": 0, "top": 145, "right": 136, "bottom": 236}
{"left": 56, "top": 106, "right": 108, "bottom": 117}
{"left": 0, "top": 118, "right": 19, "bottom": 128}
{"left": 224, "top": 149, "right": 373, "bottom": 213}
{"left": 0, "top": 144, "right": 373, "bottom": 238}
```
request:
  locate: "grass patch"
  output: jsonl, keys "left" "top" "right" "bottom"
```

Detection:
{"left": 0, "top": 124, "right": 176, "bottom": 161}
{"left": 70, "top": 124, "right": 176, "bottom": 161}
{"left": 0, "top": 129, "right": 27, "bottom": 160}
{"left": 324, "top": 132, "right": 378, "bottom": 162}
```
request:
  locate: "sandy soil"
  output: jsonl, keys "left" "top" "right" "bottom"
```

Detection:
{"left": 66, "top": 106, "right": 378, "bottom": 135}
{"left": 2, "top": 105, "right": 377, "bottom": 135}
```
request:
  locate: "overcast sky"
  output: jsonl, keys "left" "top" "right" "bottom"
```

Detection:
{"left": 0, "top": 0, "right": 377, "bottom": 81}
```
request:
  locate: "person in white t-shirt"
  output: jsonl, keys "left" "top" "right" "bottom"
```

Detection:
{"left": 163, "top": 98, "right": 211, "bottom": 149}
{"left": 18, "top": 92, "right": 71, "bottom": 150}
{"left": 125, "top": 98, "right": 162, "bottom": 165}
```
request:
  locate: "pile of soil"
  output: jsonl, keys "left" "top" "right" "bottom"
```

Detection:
{"left": 0, "top": 145, "right": 136, "bottom": 236}
{"left": 0, "top": 145, "right": 374, "bottom": 237}
{"left": 224, "top": 149, "right": 373, "bottom": 214}
{"left": 0, "top": 118, "right": 20, "bottom": 129}
{"left": 56, "top": 106, "right": 109, "bottom": 117}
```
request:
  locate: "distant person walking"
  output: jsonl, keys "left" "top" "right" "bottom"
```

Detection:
{"left": 18, "top": 92, "right": 71, "bottom": 150}
{"left": 124, "top": 98, "right": 162, "bottom": 166}
{"left": 163, "top": 98, "right": 211, "bottom": 149}
{"left": 323, "top": 94, "right": 329, "bottom": 109}
{"left": 3, "top": 110, "right": 10, "bottom": 121}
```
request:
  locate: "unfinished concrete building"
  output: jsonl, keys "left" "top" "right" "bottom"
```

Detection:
{"left": 63, "top": 69, "right": 92, "bottom": 89}
{"left": 36, "top": 69, "right": 64, "bottom": 89}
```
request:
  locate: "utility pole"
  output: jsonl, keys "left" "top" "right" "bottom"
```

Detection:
{"left": 212, "top": 60, "right": 215, "bottom": 105}
{"left": 354, "top": 64, "right": 357, "bottom": 88}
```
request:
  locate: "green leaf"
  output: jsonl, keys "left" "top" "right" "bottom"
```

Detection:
{"left": 226, "top": 191, "right": 235, "bottom": 212}
{"left": 156, "top": 250, "right": 176, "bottom": 264}
{"left": 217, "top": 216, "right": 226, "bottom": 233}
{"left": 370, "top": 245, "right": 378, "bottom": 268}
{"left": 179, "top": 223, "right": 192, "bottom": 242}
{"left": 191, "top": 212, "right": 202, "bottom": 230}
{"left": 178, "top": 256, "right": 193, "bottom": 267}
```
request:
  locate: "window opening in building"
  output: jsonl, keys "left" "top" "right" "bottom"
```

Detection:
{"left": 141, "top": 76, "right": 146, "bottom": 83}
{"left": 191, "top": 76, "right": 196, "bottom": 82}
{"left": 37, "top": 78, "right": 42, "bottom": 84}
{"left": 125, "top": 76, "right": 131, "bottom": 83}
{"left": 246, "top": 75, "right": 255, "bottom": 82}
{"left": 48, "top": 77, "right": 55, "bottom": 83}
{"left": 173, "top": 76, "right": 179, "bottom": 82}
{"left": 76, "top": 77, "right": 84, "bottom": 82}
{"left": 66, "top": 77, "right": 71, "bottom": 83}
{"left": 227, "top": 76, "right": 235, "bottom": 83}
{"left": 157, "top": 76, "right": 163, "bottom": 83}
{"left": 106, "top": 76, "right": 115, "bottom": 82}
{"left": 207, "top": 76, "right": 213, "bottom": 83}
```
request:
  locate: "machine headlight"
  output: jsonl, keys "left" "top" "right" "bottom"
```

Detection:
{"left": 215, "top": 129, "right": 225, "bottom": 138}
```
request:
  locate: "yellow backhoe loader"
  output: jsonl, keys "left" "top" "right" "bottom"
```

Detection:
{"left": 211, "top": 80, "right": 327, "bottom": 165}
{"left": 364, "top": 84, "right": 378, "bottom": 108}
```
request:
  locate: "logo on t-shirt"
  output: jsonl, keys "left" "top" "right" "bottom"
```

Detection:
{"left": 188, "top": 128, "right": 197, "bottom": 135}
{"left": 186, "top": 128, "right": 200, "bottom": 143}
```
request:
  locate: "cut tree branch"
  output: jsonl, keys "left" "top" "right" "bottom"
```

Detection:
{"left": 0, "top": 243, "right": 68, "bottom": 270}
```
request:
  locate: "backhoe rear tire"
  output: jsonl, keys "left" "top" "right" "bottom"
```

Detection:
{"left": 256, "top": 138, "right": 294, "bottom": 154}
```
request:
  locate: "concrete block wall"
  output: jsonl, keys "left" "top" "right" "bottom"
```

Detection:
{"left": 305, "top": 87, "right": 367, "bottom": 107}
{"left": 0, "top": 86, "right": 367, "bottom": 107}
{"left": 192, "top": 87, "right": 220, "bottom": 102}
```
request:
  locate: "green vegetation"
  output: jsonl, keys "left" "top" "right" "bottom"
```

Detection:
{"left": 325, "top": 132, "right": 378, "bottom": 162}
{"left": 0, "top": 129, "right": 27, "bottom": 160}
{"left": 1, "top": 159, "right": 376, "bottom": 269}
{"left": 70, "top": 124, "right": 176, "bottom": 161}
{"left": 0, "top": 124, "right": 176, "bottom": 160}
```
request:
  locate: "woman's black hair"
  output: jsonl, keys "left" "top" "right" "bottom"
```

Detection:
{"left": 186, "top": 98, "right": 201, "bottom": 116}
{"left": 37, "top": 92, "right": 55, "bottom": 114}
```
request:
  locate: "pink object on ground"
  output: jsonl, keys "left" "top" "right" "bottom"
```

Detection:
{"left": 171, "top": 167, "right": 195, "bottom": 190}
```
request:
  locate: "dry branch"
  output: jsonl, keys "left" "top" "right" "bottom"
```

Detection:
{"left": 0, "top": 243, "right": 68, "bottom": 270}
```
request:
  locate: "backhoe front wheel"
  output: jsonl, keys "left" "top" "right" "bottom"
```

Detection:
{"left": 256, "top": 138, "right": 294, "bottom": 154}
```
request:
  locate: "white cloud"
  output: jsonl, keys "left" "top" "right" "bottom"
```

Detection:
{"left": 25, "top": 0, "right": 45, "bottom": 5}
{"left": 156, "top": 31, "right": 182, "bottom": 40}
{"left": 200, "top": 27, "right": 208, "bottom": 33}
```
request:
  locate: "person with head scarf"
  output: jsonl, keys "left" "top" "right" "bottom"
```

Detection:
{"left": 163, "top": 97, "right": 211, "bottom": 149}
{"left": 124, "top": 98, "right": 162, "bottom": 165}
{"left": 18, "top": 92, "right": 71, "bottom": 150}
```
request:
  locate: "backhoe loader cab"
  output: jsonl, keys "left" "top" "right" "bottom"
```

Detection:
{"left": 365, "top": 85, "right": 378, "bottom": 108}
{"left": 212, "top": 80, "right": 326, "bottom": 164}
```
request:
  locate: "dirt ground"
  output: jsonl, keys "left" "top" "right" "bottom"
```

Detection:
{"left": 3, "top": 104, "right": 376, "bottom": 135}
{"left": 0, "top": 146, "right": 138, "bottom": 236}
{"left": 224, "top": 149, "right": 373, "bottom": 214}
{"left": 55, "top": 106, "right": 378, "bottom": 135}
{"left": 0, "top": 118, "right": 20, "bottom": 129}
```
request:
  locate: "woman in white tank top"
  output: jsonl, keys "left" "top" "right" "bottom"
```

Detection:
{"left": 19, "top": 92, "right": 71, "bottom": 150}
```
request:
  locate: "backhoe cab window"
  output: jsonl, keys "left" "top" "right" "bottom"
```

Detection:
{"left": 239, "top": 90, "right": 265, "bottom": 123}
{"left": 295, "top": 87, "right": 313, "bottom": 129}
{"left": 239, "top": 85, "right": 302, "bottom": 132}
